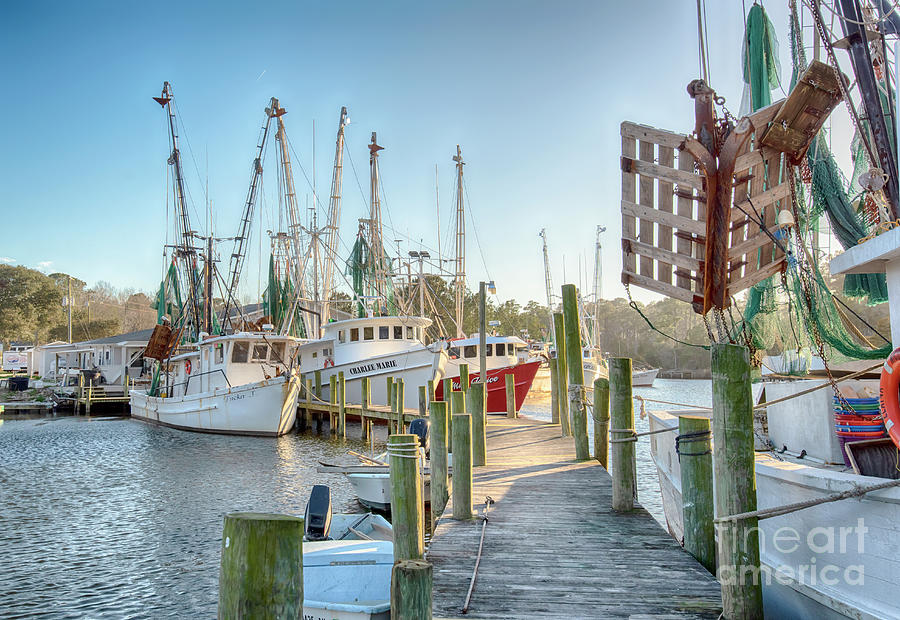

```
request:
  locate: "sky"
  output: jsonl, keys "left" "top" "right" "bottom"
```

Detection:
{"left": 1, "top": 0, "right": 838, "bottom": 307}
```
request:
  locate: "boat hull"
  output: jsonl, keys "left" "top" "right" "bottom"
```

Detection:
{"left": 433, "top": 360, "right": 541, "bottom": 414}
{"left": 303, "top": 540, "right": 392, "bottom": 620}
{"left": 648, "top": 408, "right": 900, "bottom": 619}
{"left": 129, "top": 372, "right": 301, "bottom": 437}
{"left": 346, "top": 472, "right": 430, "bottom": 512}
{"left": 316, "top": 347, "right": 446, "bottom": 411}
{"left": 632, "top": 368, "right": 659, "bottom": 387}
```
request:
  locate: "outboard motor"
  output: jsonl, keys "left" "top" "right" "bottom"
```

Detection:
{"left": 408, "top": 418, "right": 430, "bottom": 457}
{"left": 304, "top": 484, "right": 333, "bottom": 541}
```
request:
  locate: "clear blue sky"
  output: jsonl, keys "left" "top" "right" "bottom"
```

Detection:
{"left": 2, "top": 1, "right": 807, "bottom": 306}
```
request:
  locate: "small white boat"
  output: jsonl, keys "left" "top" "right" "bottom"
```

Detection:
{"left": 346, "top": 472, "right": 431, "bottom": 512}
{"left": 303, "top": 540, "right": 392, "bottom": 620}
{"left": 327, "top": 513, "right": 393, "bottom": 542}
{"left": 631, "top": 367, "right": 659, "bottom": 387}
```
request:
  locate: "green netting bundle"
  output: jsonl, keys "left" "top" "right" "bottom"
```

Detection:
{"left": 740, "top": 3, "right": 781, "bottom": 115}
{"left": 346, "top": 234, "right": 397, "bottom": 317}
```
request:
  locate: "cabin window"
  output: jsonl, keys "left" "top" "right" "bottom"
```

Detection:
{"left": 379, "top": 326, "right": 389, "bottom": 340}
{"left": 496, "top": 343, "right": 505, "bottom": 356}
{"left": 448, "top": 347, "right": 460, "bottom": 359}
{"left": 351, "top": 328, "right": 359, "bottom": 342}
{"left": 406, "top": 326, "right": 413, "bottom": 339}
{"left": 312, "top": 351, "right": 318, "bottom": 359}
{"left": 232, "top": 342, "right": 249, "bottom": 363}
{"left": 486, "top": 344, "right": 493, "bottom": 356}
{"left": 252, "top": 344, "right": 268, "bottom": 362}
{"left": 105, "top": 351, "right": 110, "bottom": 362}
{"left": 394, "top": 326, "right": 403, "bottom": 339}
{"left": 215, "top": 344, "right": 224, "bottom": 364}
{"left": 271, "top": 342, "right": 285, "bottom": 362}
{"left": 464, "top": 345, "right": 477, "bottom": 358}
{"left": 324, "top": 348, "right": 331, "bottom": 356}
{"left": 584, "top": 350, "right": 590, "bottom": 359}
{"left": 203, "top": 348, "right": 209, "bottom": 362}
{"left": 364, "top": 327, "right": 374, "bottom": 340}
{"left": 338, "top": 330, "right": 346, "bottom": 343}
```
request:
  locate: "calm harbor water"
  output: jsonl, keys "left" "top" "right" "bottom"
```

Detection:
{"left": 0, "top": 379, "right": 711, "bottom": 618}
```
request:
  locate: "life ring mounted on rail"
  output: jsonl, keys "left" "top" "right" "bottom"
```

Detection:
{"left": 324, "top": 358, "right": 335, "bottom": 369}
{"left": 878, "top": 346, "right": 900, "bottom": 449}
{"left": 185, "top": 359, "right": 192, "bottom": 375}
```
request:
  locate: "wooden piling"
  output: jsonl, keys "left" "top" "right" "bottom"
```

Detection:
{"left": 418, "top": 385, "right": 427, "bottom": 418}
{"left": 390, "top": 378, "right": 399, "bottom": 435}
{"left": 562, "top": 284, "right": 589, "bottom": 460}
{"left": 429, "top": 400, "right": 450, "bottom": 516}
{"left": 338, "top": 371, "right": 346, "bottom": 439}
{"left": 505, "top": 373, "right": 516, "bottom": 418}
{"left": 329, "top": 374, "right": 338, "bottom": 433}
{"left": 314, "top": 369, "right": 322, "bottom": 400}
{"left": 217, "top": 512, "right": 303, "bottom": 618}
{"left": 593, "top": 377, "right": 610, "bottom": 468}
{"left": 448, "top": 390, "right": 465, "bottom": 455}
{"left": 360, "top": 376, "right": 370, "bottom": 441}
{"left": 711, "top": 343, "right": 763, "bottom": 618}
{"left": 466, "top": 383, "right": 487, "bottom": 467}
{"left": 427, "top": 379, "right": 435, "bottom": 403}
{"left": 397, "top": 379, "right": 406, "bottom": 433}
{"left": 388, "top": 434, "right": 425, "bottom": 562}
{"left": 679, "top": 414, "right": 715, "bottom": 574}
{"left": 549, "top": 357, "right": 560, "bottom": 424}
{"left": 609, "top": 358, "right": 635, "bottom": 511}
{"left": 458, "top": 363, "right": 469, "bottom": 392}
{"left": 451, "top": 413, "right": 473, "bottom": 520}
{"left": 442, "top": 378, "right": 451, "bottom": 402}
{"left": 553, "top": 312, "right": 571, "bottom": 436}
{"left": 390, "top": 560, "right": 433, "bottom": 620}
{"left": 387, "top": 376, "right": 394, "bottom": 408}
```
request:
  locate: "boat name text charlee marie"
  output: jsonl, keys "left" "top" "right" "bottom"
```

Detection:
{"left": 348, "top": 359, "right": 398, "bottom": 376}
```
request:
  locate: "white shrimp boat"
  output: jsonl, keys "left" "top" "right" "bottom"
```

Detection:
{"left": 632, "top": 367, "right": 660, "bottom": 387}
{"left": 648, "top": 376, "right": 900, "bottom": 619}
{"left": 296, "top": 315, "right": 448, "bottom": 410}
{"left": 303, "top": 540, "right": 392, "bottom": 620}
{"left": 130, "top": 332, "right": 302, "bottom": 436}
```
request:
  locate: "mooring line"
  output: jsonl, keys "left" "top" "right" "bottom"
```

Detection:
{"left": 461, "top": 496, "right": 495, "bottom": 614}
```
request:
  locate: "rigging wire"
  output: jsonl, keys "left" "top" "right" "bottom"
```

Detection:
{"left": 462, "top": 178, "right": 494, "bottom": 284}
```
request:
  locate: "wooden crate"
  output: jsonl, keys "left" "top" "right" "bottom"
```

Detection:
{"left": 621, "top": 101, "right": 788, "bottom": 311}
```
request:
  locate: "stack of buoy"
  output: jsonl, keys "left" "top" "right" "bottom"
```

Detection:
{"left": 834, "top": 396, "right": 886, "bottom": 466}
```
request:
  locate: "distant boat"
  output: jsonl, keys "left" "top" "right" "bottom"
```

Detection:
{"left": 631, "top": 367, "right": 659, "bottom": 387}
{"left": 303, "top": 540, "right": 392, "bottom": 620}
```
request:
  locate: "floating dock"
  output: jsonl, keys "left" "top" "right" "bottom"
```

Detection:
{"left": 427, "top": 415, "right": 722, "bottom": 619}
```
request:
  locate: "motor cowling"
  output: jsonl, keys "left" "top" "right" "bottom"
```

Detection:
{"left": 304, "top": 484, "right": 333, "bottom": 541}
{"left": 408, "top": 418, "right": 430, "bottom": 457}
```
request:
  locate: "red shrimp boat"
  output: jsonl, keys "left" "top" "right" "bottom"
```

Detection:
{"left": 433, "top": 335, "right": 541, "bottom": 414}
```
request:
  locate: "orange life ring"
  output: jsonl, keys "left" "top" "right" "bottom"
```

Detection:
{"left": 185, "top": 359, "right": 192, "bottom": 375}
{"left": 324, "top": 358, "right": 335, "bottom": 368}
{"left": 879, "top": 347, "right": 900, "bottom": 448}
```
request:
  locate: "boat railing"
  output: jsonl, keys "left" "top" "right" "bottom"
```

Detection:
{"left": 169, "top": 368, "right": 233, "bottom": 396}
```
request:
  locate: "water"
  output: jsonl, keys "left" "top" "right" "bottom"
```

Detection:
{"left": 0, "top": 415, "right": 376, "bottom": 618}
{"left": 0, "top": 379, "right": 711, "bottom": 618}
{"left": 521, "top": 378, "right": 712, "bottom": 525}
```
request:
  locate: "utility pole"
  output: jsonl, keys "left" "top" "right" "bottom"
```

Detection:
{"left": 453, "top": 146, "right": 465, "bottom": 337}
{"left": 479, "top": 282, "right": 487, "bottom": 384}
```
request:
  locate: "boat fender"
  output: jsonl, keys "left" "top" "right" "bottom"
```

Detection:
{"left": 879, "top": 347, "right": 900, "bottom": 449}
{"left": 185, "top": 360, "right": 192, "bottom": 375}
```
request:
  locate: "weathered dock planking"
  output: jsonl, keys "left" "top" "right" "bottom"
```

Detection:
{"left": 427, "top": 416, "right": 722, "bottom": 619}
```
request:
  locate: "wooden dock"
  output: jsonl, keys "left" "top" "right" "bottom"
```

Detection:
{"left": 427, "top": 416, "right": 722, "bottom": 619}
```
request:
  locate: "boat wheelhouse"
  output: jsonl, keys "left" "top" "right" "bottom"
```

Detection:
{"left": 130, "top": 332, "right": 302, "bottom": 436}
{"left": 433, "top": 334, "right": 541, "bottom": 414}
{"left": 295, "top": 315, "right": 447, "bottom": 411}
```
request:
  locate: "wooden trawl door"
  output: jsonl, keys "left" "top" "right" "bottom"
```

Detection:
{"left": 620, "top": 121, "right": 704, "bottom": 306}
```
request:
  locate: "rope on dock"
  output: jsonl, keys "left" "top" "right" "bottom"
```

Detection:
{"left": 715, "top": 478, "right": 900, "bottom": 523}
{"left": 386, "top": 441, "right": 421, "bottom": 459}
{"left": 675, "top": 430, "right": 712, "bottom": 459}
{"left": 461, "top": 496, "right": 495, "bottom": 615}
{"left": 608, "top": 426, "right": 679, "bottom": 443}
{"left": 567, "top": 383, "right": 586, "bottom": 408}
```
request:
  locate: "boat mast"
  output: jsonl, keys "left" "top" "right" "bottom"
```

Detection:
{"left": 539, "top": 228, "right": 554, "bottom": 340}
{"left": 368, "top": 133, "right": 386, "bottom": 311}
{"left": 153, "top": 82, "right": 202, "bottom": 335}
{"left": 592, "top": 225, "right": 605, "bottom": 348}
{"left": 453, "top": 145, "right": 466, "bottom": 337}
{"left": 321, "top": 107, "right": 349, "bottom": 324}
{"left": 222, "top": 99, "right": 280, "bottom": 329}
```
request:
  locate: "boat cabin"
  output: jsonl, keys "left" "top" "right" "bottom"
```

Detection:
{"left": 445, "top": 334, "right": 526, "bottom": 373}
{"left": 162, "top": 332, "right": 298, "bottom": 398}
{"left": 295, "top": 316, "right": 432, "bottom": 374}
